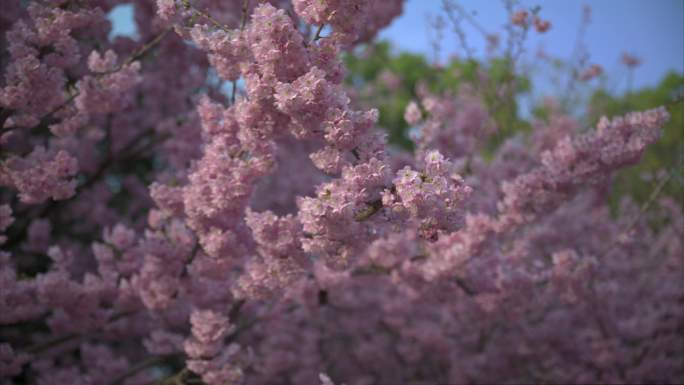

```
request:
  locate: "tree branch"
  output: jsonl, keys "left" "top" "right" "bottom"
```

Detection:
{"left": 109, "top": 355, "right": 174, "bottom": 385}
{"left": 0, "top": 28, "right": 171, "bottom": 137}
{"left": 312, "top": 24, "right": 325, "bottom": 42}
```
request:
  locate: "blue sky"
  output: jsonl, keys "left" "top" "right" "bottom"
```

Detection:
{"left": 379, "top": 0, "right": 684, "bottom": 93}
{"left": 110, "top": 0, "right": 683, "bottom": 93}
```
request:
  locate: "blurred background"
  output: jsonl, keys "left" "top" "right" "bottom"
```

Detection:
{"left": 380, "top": 0, "right": 683, "bottom": 92}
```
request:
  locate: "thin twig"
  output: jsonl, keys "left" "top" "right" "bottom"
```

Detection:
{"left": 117, "top": 27, "right": 173, "bottom": 71}
{"left": 25, "top": 332, "right": 79, "bottom": 354}
{"left": 180, "top": 0, "right": 230, "bottom": 32}
{"left": 444, "top": 0, "right": 489, "bottom": 37}
{"left": 0, "top": 107, "right": 14, "bottom": 133}
{"left": 354, "top": 198, "right": 383, "bottom": 221}
{"left": 664, "top": 94, "right": 684, "bottom": 110}
{"left": 231, "top": 0, "right": 250, "bottom": 105}
{"left": 598, "top": 168, "right": 674, "bottom": 259}
{"left": 108, "top": 356, "right": 171, "bottom": 385}
{"left": 620, "top": 170, "right": 673, "bottom": 236}
{"left": 454, "top": 275, "right": 476, "bottom": 296}
{"left": 22, "top": 311, "right": 134, "bottom": 355}
{"left": 240, "top": 0, "right": 250, "bottom": 30}
{"left": 312, "top": 24, "right": 325, "bottom": 42}
{"left": 228, "top": 299, "right": 246, "bottom": 322}
{"left": 154, "top": 368, "right": 190, "bottom": 385}
{"left": 441, "top": 1, "right": 475, "bottom": 60}
{"left": 231, "top": 80, "right": 238, "bottom": 104}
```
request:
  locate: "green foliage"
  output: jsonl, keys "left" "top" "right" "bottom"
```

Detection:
{"left": 343, "top": 41, "right": 531, "bottom": 150}
{"left": 344, "top": 42, "right": 433, "bottom": 149}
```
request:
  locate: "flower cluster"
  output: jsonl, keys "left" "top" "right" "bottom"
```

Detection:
{"left": 390, "top": 151, "right": 472, "bottom": 240}
{"left": 184, "top": 309, "right": 244, "bottom": 385}
{"left": 499, "top": 107, "right": 669, "bottom": 227}
{"left": 293, "top": 0, "right": 403, "bottom": 44}
{"left": 1, "top": 147, "right": 78, "bottom": 204}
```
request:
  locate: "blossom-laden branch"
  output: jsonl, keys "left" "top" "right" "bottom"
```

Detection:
{"left": 0, "top": 27, "right": 171, "bottom": 137}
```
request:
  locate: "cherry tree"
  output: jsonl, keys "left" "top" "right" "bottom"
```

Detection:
{"left": 0, "top": 1, "right": 681, "bottom": 384}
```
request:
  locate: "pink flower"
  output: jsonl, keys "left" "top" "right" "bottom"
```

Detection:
{"left": 580, "top": 64, "right": 603, "bottom": 81}
{"left": 622, "top": 52, "right": 642, "bottom": 68}
{"left": 511, "top": 10, "right": 528, "bottom": 27}
{"left": 533, "top": 17, "right": 551, "bottom": 33}
{"left": 404, "top": 101, "right": 422, "bottom": 125}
